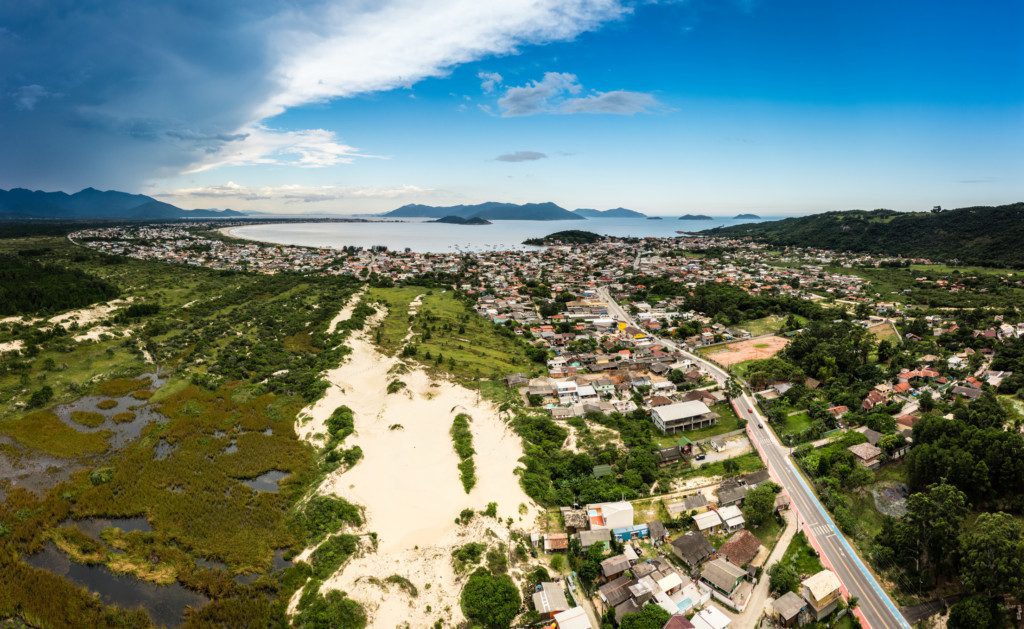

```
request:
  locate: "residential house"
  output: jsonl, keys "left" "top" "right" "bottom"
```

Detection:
{"left": 771, "top": 591, "right": 807, "bottom": 627}
{"left": 533, "top": 582, "right": 571, "bottom": 617}
{"left": 693, "top": 510, "right": 723, "bottom": 534}
{"left": 717, "top": 530, "right": 762, "bottom": 568}
{"left": 690, "top": 605, "right": 731, "bottom": 629}
{"left": 801, "top": 570, "right": 843, "bottom": 620}
{"left": 848, "top": 442, "right": 882, "bottom": 470}
{"left": 601, "top": 554, "right": 633, "bottom": 580}
{"left": 577, "top": 528, "right": 612, "bottom": 550}
{"left": 718, "top": 505, "right": 745, "bottom": 532}
{"left": 545, "top": 533, "right": 569, "bottom": 552}
{"left": 700, "top": 558, "right": 751, "bottom": 611}
{"left": 716, "top": 482, "right": 748, "bottom": 507}
{"left": 587, "top": 502, "right": 634, "bottom": 530}
{"left": 554, "top": 606, "right": 594, "bottom": 629}
{"left": 670, "top": 531, "right": 714, "bottom": 570}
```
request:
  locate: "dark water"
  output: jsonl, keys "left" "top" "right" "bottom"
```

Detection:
{"left": 53, "top": 372, "right": 168, "bottom": 450}
{"left": 154, "top": 439, "right": 175, "bottom": 461}
{"left": 240, "top": 470, "right": 289, "bottom": 493}
{"left": 66, "top": 516, "right": 152, "bottom": 540}
{"left": 26, "top": 543, "right": 207, "bottom": 627}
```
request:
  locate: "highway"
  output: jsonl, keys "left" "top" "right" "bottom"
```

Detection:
{"left": 596, "top": 288, "right": 909, "bottom": 629}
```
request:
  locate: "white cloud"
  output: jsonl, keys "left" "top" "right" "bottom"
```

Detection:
{"left": 497, "top": 71, "right": 661, "bottom": 116}
{"left": 12, "top": 84, "right": 53, "bottom": 111}
{"left": 193, "top": 0, "right": 628, "bottom": 173}
{"left": 495, "top": 150, "right": 547, "bottom": 162}
{"left": 159, "top": 182, "right": 437, "bottom": 204}
{"left": 185, "top": 125, "right": 369, "bottom": 172}
{"left": 478, "top": 71, "right": 503, "bottom": 93}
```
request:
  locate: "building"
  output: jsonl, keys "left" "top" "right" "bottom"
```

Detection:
{"left": 533, "top": 582, "right": 571, "bottom": 617}
{"left": 801, "top": 570, "right": 843, "bottom": 620}
{"left": 717, "top": 530, "right": 762, "bottom": 567}
{"left": 671, "top": 531, "right": 714, "bottom": 570}
{"left": 771, "top": 591, "right": 807, "bottom": 627}
{"left": 587, "top": 501, "right": 634, "bottom": 530}
{"left": 601, "top": 554, "right": 633, "bottom": 580}
{"left": 652, "top": 400, "right": 719, "bottom": 434}
{"left": 700, "top": 558, "right": 750, "bottom": 611}
{"left": 717, "top": 505, "right": 745, "bottom": 532}
{"left": 689, "top": 604, "right": 732, "bottom": 629}
{"left": 554, "top": 606, "right": 594, "bottom": 629}
{"left": 693, "top": 510, "right": 723, "bottom": 534}
{"left": 577, "top": 528, "right": 612, "bottom": 550}
{"left": 847, "top": 442, "right": 882, "bottom": 470}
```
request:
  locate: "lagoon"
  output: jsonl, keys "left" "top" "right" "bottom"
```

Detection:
{"left": 225, "top": 216, "right": 773, "bottom": 254}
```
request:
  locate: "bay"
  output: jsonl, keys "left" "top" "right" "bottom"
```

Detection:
{"left": 226, "top": 216, "right": 774, "bottom": 253}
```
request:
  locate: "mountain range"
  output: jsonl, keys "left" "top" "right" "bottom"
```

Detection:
{"left": 572, "top": 207, "right": 646, "bottom": 218}
{"left": 703, "top": 202, "right": 1024, "bottom": 268}
{"left": 0, "top": 188, "right": 245, "bottom": 220}
{"left": 384, "top": 202, "right": 584, "bottom": 221}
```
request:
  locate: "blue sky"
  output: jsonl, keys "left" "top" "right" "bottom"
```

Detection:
{"left": 1, "top": 0, "right": 1021, "bottom": 215}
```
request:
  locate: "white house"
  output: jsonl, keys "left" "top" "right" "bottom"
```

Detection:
{"left": 652, "top": 400, "right": 719, "bottom": 434}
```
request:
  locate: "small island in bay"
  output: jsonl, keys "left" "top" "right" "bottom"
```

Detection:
{"left": 646, "top": 216, "right": 663, "bottom": 220}
{"left": 679, "top": 213, "right": 714, "bottom": 220}
{"left": 523, "top": 230, "right": 605, "bottom": 246}
{"left": 734, "top": 213, "right": 761, "bottom": 219}
{"left": 431, "top": 215, "right": 492, "bottom": 225}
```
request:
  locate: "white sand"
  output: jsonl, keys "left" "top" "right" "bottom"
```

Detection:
{"left": 327, "top": 289, "right": 365, "bottom": 335}
{"left": 0, "top": 340, "right": 24, "bottom": 354}
{"left": 296, "top": 298, "right": 539, "bottom": 627}
{"left": 48, "top": 299, "right": 130, "bottom": 329}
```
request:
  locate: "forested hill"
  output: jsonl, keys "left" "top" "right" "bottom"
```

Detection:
{"left": 702, "top": 202, "right": 1024, "bottom": 268}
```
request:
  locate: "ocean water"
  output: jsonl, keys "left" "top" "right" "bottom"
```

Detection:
{"left": 228, "top": 216, "right": 774, "bottom": 253}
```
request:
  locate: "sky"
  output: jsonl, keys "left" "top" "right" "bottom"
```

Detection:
{"left": 1, "top": 0, "right": 1022, "bottom": 216}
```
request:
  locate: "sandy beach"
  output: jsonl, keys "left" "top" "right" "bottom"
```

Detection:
{"left": 295, "top": 294, "right": 539, "bottom": 627}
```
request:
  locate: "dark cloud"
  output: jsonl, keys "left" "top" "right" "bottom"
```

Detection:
{"left": 495, "top": 151, "right": 547, "bottom": 162}
{"left": 0, "top": 1, "right": 281, "bottom": 190}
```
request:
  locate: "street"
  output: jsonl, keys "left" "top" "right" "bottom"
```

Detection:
{"left": 597, "top": 287, "right": 910, "bottom": 629}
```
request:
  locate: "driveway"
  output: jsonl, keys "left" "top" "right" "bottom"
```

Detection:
{"left": 723, "top": 509, "right": 798, "bottom": 627}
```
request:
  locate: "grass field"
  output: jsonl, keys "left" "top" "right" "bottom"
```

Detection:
{"left": 777, "top": 410, "right": 813, "bottom": 441}
{"left": 670, "top": 451, "right": 764, "bottom": 482}
{"left": 735, "top": 314, "right": 806, "bottom": 336}
{"left": 779, "top": 531, "right": 824, "bottom": 578}
{"left": 368, "top": 286, "right": 540, "bottom": 385}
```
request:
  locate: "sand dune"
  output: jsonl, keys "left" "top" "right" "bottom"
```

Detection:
{"left": 296, "top": 297, "right": 539, "bottom": 627}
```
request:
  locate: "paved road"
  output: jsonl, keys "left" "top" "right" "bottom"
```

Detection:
{"left": 597, "top": 287, "right": 909, "bottom": 629}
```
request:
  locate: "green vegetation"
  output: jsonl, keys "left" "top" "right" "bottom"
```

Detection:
{"left": 770, "top": 531, "right": 824, "bottom": 594}
{"left": 451, "top": 413, "right": 477, "bottom": 492}
{"left": 0, "top": 237, "right": 367, "bottom": 626}
{"left": 634, "top": 280, "right": 825, "bottom": 325}
{"left": 69, "top": 410, "right": 105, "bottom": 428}
{"left": 0, "top": 253, "right": 119, "bottom": 315}
{"left": 522, "top": 230, "right": 604, "bottom": 246}
{"left": 0, "top": 410, "right": 111, "bottom": 457}
{"left": 459, "top": 568, "right": 521, "bottom": 629}
{"left": 452, "top": 542, "right": 487, "bottom": 573}
{"left": 705, "top": 203, "right": 1024, "bottom": 268}
{"left": 674, "top": 452, "right": 765, "bottom": 481}
{"left": 309, "top": 534, "right": 360, "bottom": 579}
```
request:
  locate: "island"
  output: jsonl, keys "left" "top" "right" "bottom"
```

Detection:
{"left": 384, "top": 201, "right": 583, "bottom": 221}
{"left": 679, "top": 213, "right": 714, "bottom": 220}
{"left": 734, "top": 213, "right": 761, "bottom": 219}
{"left": 431, "top": 215, "right": 492, "bottom": 225}
{"left": 573, "top": 207, "right": 647, "bottom": 218}
{"left": 522, "top": 230, "right": 605, "bottom": 246}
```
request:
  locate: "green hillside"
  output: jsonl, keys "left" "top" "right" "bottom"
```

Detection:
{"left": 704, "top": 203, "right": 1024, "bottom": 268}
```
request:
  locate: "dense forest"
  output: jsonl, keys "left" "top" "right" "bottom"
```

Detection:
{"left": 704, "top": 203, "right": 1024, "bottom": 268}
{"left": 0, "top": 254, "right": 120, "bottom": 315}
{"left": 522, "top": 230, "right": 605, "bottom": 246}
{"left": 634, "top": 280, "right": 826, "bottom": 325}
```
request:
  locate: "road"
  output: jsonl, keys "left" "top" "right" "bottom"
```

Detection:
{"left": 597, "top": 287, "right": 909, "bottom": 629}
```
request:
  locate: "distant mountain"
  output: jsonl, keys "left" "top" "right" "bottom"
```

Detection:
{"left": 679, "top": 214, "right": 714, "bottom": 220}
{"left": 573, "top": 207, "right": 646, "bottom": 218}
{"left": 385, "top": 201, "right": 582, "bottom": 221}
{"left": 431, "top": 215, "right": 492, "bottom": 225}
{"left": 703, "top": 203, "right": 1024, "bottom": 268}
{"left": 734, "top": 213, "right": 761, "bottom": 219}
{"left": 0, "top": 187, "right": 246, "bottom": 220}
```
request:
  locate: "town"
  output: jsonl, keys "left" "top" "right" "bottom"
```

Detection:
{"left": 59, "top": 221, "right": 1024, "bottom": 629}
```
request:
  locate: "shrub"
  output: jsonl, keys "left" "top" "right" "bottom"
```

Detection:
{"left": 459, "top": 568, "right": 521, "bottom": 629}
{"left": 451, "top": 413, "right": 476, "bottom": 492}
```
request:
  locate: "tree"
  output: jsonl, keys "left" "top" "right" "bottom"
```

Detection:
{"left": 948, "top": 596, "right": 997, "bottom": 629}
{"left": 28, "top": 385, "right": 53, "bottom": 408}
{"left": 460, "top": 569, "right": 522, "bottom": 629}
{"left": 959, "top": 512, "right": 1024, "bottom": 598}
{"left": 742, "top": 482, "right": 778, "bottom": 527}
{"left": 769, "top": 562, "right": 800, "bottom": 594}
{"left": 618, "top": 605, "right": 671, "bottom": 629}
{"left": 293, "top": 590, "right": 367, "bottom": 629}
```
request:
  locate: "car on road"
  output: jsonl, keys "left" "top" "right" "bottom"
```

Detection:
{"left": 695, "top": 454, "right": 706, "bottom": 461}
